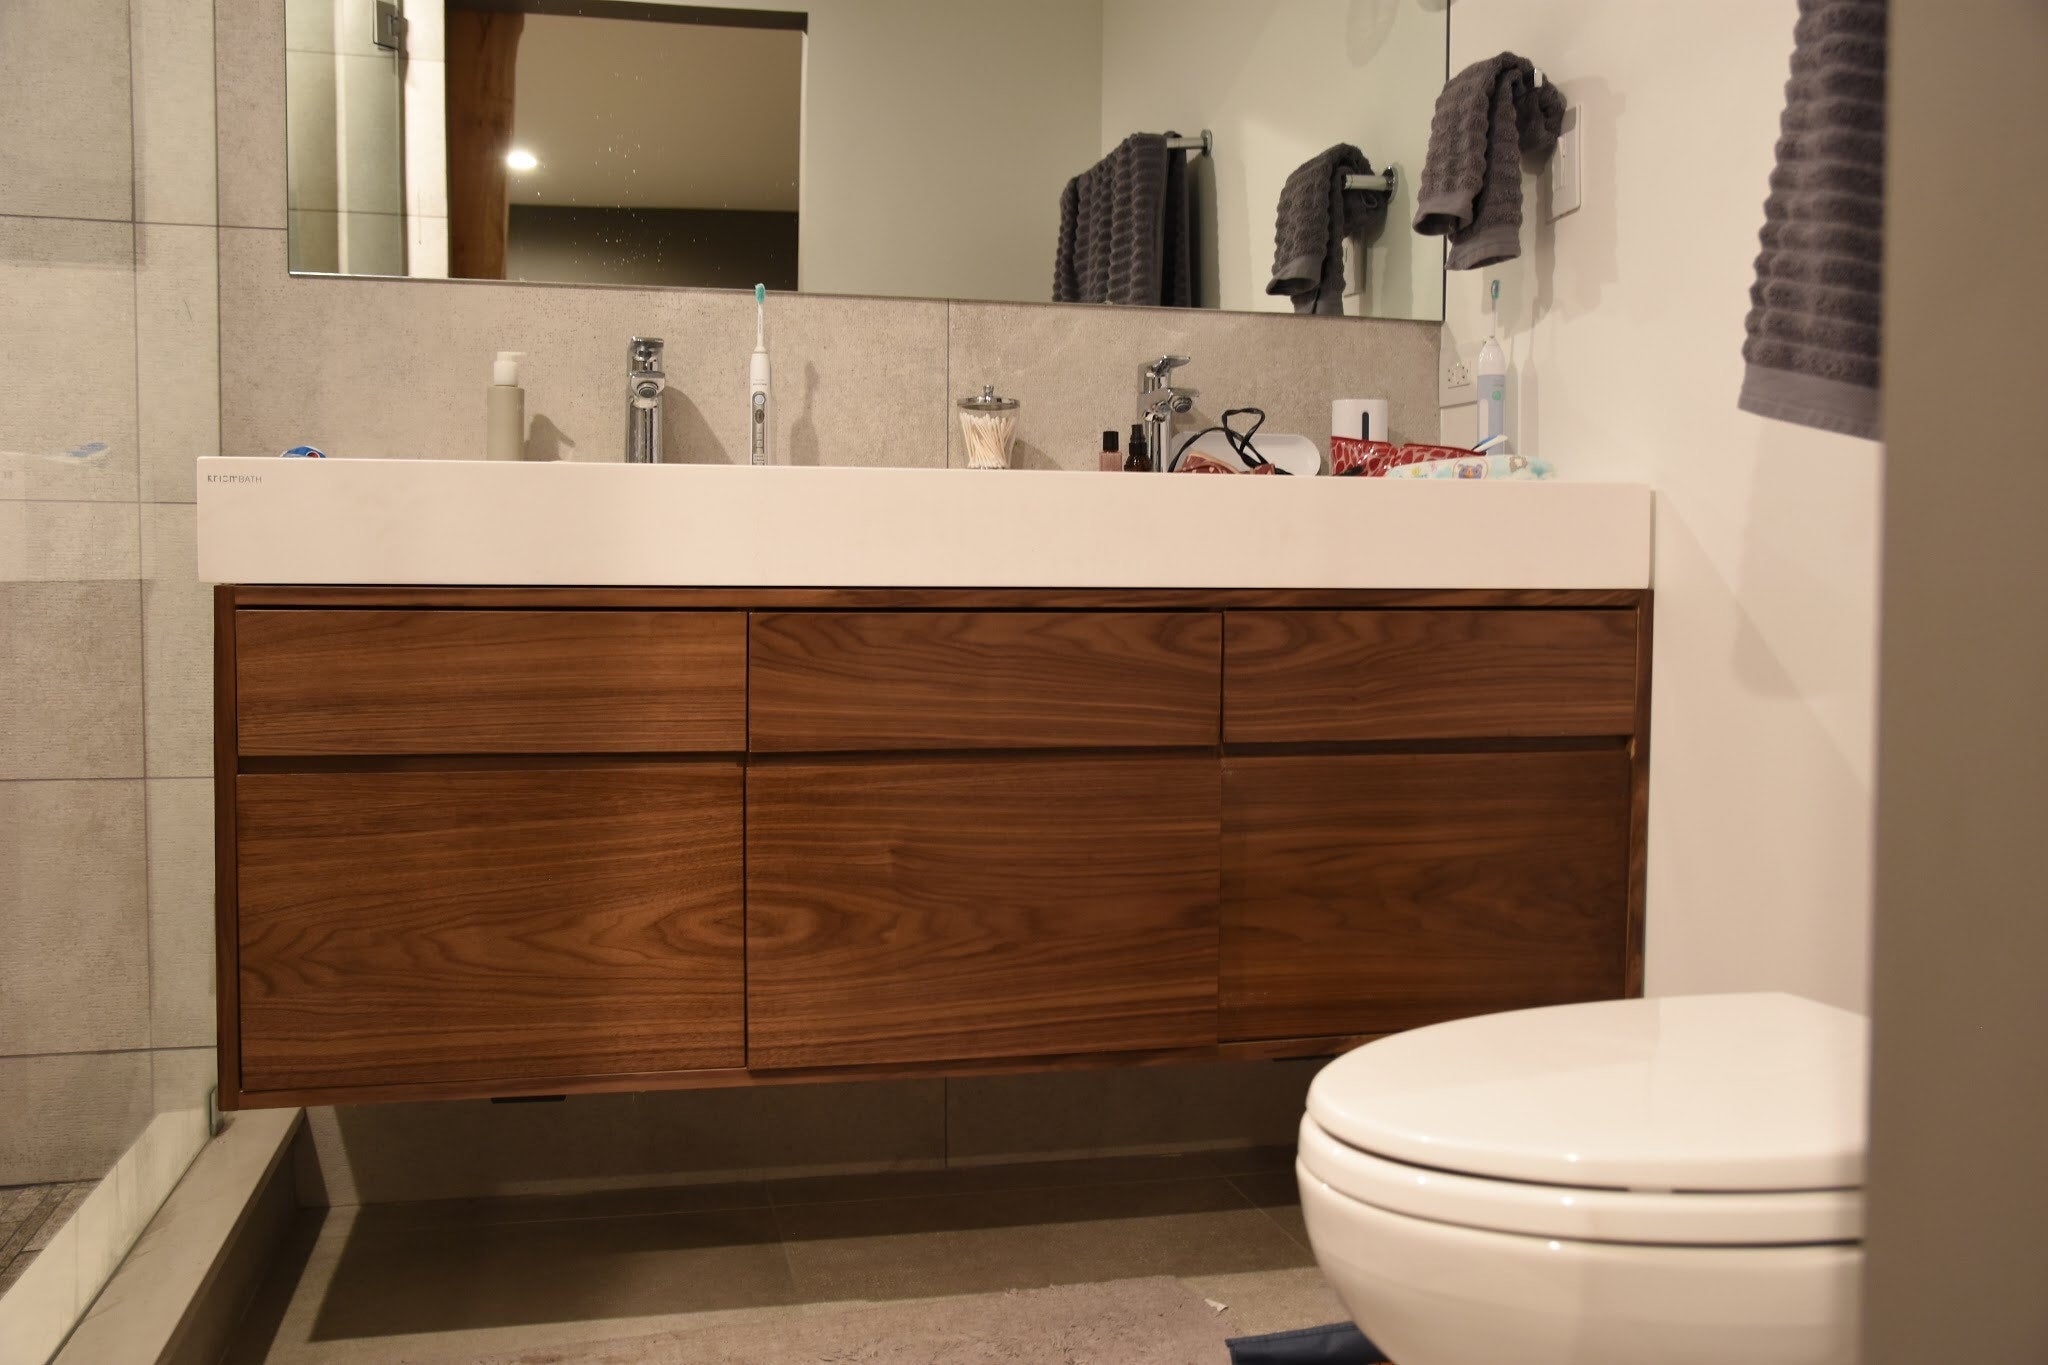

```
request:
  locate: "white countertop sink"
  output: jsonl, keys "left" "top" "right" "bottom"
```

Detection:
{"left": 196, "top": 457, "right": 1651, "bottom": 589}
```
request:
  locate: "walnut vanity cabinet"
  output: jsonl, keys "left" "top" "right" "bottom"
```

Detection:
{"left": 214, "top": 587, "right": 1649, "bottom": 1110}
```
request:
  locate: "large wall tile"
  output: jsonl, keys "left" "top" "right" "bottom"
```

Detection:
{"left": 0, "top": 582, "right": 144, "bottom": 780}
{"left": 0, "top": 781, "right": 150, "bottom": 1056}
{"left": 946, "top": 1060, "right": 1325, "bottom": 1163}
{"left": 217, "top": 0, "right": 288, "bottom": 228}
{"left": 0, "top": 502, "right": 140, "bottom": 581}
{"left": 946, "top": 301, "right": 1439, "bottom": 472}
{"left": 763, "top": 294, "right": 949, "bottom": 468}
{"left": 305, "top": 1079, "right": 947, "bottom": 1205}
{"left": 151, "top": 1044, "right": 217, "bottom": 1114}
{"left": 0, "top": 1052, "right": 154, "bottom": 1185}
{"left": 141, "top": 504, "right": 211, "bottom": 776}
{"left": 137, "top": 225, "right": 222, "bottom": 503}
{"left": 0, "top": 217, "right": 139, "bottom": 503}
{"left": 0, "top": 0, "right": 134, "bottom": 221}
{"left": 147, "top": 779, "right": 214, "bottom": 1048}
{"left": 132, "top": 0, "right": 219, "bottom": 225}
{"left": 223, "top": 232, "right": 956, "bottom": 469}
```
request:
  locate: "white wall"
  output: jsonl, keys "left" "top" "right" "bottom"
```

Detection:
{"left": 1440, "top": 0, "right": 1882, "bottom": 1011}
{"left": 1101, "top": 0, "right": 1445, "bottom": 319}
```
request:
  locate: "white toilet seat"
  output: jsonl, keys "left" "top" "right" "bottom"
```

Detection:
{"left": 1298, "top": 1115, "right": 1862, "bottom": 1246}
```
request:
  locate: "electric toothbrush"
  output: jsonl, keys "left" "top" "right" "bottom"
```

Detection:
{"left": 750, "top": 284, "right": 774, "bottom": 466}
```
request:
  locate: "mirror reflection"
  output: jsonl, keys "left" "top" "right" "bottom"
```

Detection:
{"left": 286, "top": 0, "right": 1448, "bottom": 320}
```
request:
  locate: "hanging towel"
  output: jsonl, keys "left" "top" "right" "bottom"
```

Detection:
{"left": 1054, "top": 133, "right": 1194, "bottom": 307}
{"left": 1737, "top": 0, "right": 1886, "bottom": 440}
{"left": 1413, "top": 52, "right": 1563, "bottom": 270}
{"left": 1268, "top": 144, "right": 1387, "bottom": 315}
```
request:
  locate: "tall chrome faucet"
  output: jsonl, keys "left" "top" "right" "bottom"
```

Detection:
{"left": 625, "top": 337, "right": 665, "bottom": 463}
{"left": 1138, "top": 355, "right": 1198, "bottom": 472}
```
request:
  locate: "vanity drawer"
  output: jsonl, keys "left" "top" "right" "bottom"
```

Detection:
{"left": 1224, "top": 609, "right": 1639, "bottom": 743}
{"left": 748, "top": 611, "right": 1222, "bottom": 751}
{"left": 235, "top": 609, "right": 745, "bottom": 754}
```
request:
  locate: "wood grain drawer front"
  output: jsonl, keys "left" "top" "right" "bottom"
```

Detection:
{"left": 1224, "top": 610, "right": 1638, "bottom": 743}
{"left": 236, "top": 765, "right": 744, "bottom": 1093}
{"left": 747, "top": 755, "right": 1221, "bottom": 1068}
{"left": 236, "top": 610, "right": 745, "bottom": 754}
{"left": 1220, "top": 748, "right": 1630, "bottom": 1041}
{"left": 748, "top": 612, "right": 1221, "bottom": 752}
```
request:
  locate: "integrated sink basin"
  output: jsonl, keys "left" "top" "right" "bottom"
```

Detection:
{"left": 196, "top": 457, "right": 1651, "bottom": 588}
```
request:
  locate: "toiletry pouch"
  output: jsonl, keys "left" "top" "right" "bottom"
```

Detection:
{"left": 1331, "top": 439, "right": 1476, "bottom": 476}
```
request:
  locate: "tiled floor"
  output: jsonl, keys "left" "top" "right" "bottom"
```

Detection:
{"left": 0, "top": 1180, "right": 96, "bottom": 1295}
{"left": 227, "top": 1147, "right": 1346, "bottom": 1363}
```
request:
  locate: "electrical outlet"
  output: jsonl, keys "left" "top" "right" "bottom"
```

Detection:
{"left": 1442, "top": 356, "right": 1474, "bottom": 405}
{"left": 1548, "top": 105, "right": 1581, "bottom": 220}
{"left": 1447, "top": 359, "right": 1471, "bottom": 388}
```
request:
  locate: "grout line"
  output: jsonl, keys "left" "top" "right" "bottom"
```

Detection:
{"left": 0, "top": 1045, "right": 205, "bottom": 1063}
{"left": 1222, "top": 1173, "right": 1315, "bottom": 1255}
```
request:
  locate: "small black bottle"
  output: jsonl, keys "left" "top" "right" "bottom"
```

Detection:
{"left": 1123, "top": 423, "right": 1151, "bottom": 472}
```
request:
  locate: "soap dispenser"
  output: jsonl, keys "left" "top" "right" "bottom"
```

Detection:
{"left": 487, "top": 351, "right": 527, "bottom": 460}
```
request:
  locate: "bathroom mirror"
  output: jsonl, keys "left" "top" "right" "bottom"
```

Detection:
{"left": 285, "top": 0, "right": 1449, "bottom": 320}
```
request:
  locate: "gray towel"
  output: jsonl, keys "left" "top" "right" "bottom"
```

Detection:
{"left": 1737, "top": 0, "right": 1886, "bottom": 440}
{"left": 1054, "top": 134, "right": 1194, "bottom": 307}
{"left": 1267, "top": 144, "right": 1387, "bottom": 315}
{"left": 1413, "top": 53, "right": 1564, "bottom": 270}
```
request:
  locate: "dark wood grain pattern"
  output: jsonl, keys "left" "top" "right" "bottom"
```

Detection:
{"left": 227, "top": 586, "right": 1650, "bottom": 612}
{"left": 747, "top": 755, "right": 1221, "bottom": 1068}
{"left": 1220, "top": 748, "right": 1631, "bottom": 1040}
{"left": 214, "top": 586, "right": 243, "bottom": 1107}
{"left": 236, "top": 610, "right": 744, "bottom": 754}
{"left": 749, "top": 612, "right": 1221, "bottom": 752}
{"left": 235, "top": 764, "right": 743, "bottom": 1093}
{"left": 1626, "top": 596, "right": 1654, "bottom": 997}
{"left": 1224, "top": 609, "right": 1639, "bottom": 743}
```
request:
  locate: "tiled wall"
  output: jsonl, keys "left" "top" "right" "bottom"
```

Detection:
{"left": 0, "top": 0, "right": 220, "bottom": 1184}
{"left": 3, "top": 0, "right": 1437, "bottom": 1200}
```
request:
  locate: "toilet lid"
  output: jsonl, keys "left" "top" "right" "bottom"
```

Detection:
{"left": 1307, "top": 993, "right": 1868, "bottom": 1192}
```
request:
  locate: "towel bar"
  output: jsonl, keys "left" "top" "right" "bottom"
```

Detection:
{"left": 1166, "top": 130, "right": 1213, "bottom": 156}
{"left": 1345, "top": 169, "right": 1396, "bottom": 194}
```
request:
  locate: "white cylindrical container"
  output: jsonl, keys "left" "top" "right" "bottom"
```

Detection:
{"left": 487, "top": 351, "right": 527, "bottom": 460}
{"left": 956, "top": 385, "right": 1020, "bottom": 470}
{"left": 1331, "top": 398, "right": 1391, "bottom": 443}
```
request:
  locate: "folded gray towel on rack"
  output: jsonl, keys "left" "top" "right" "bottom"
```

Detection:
{"left": 1267, "top": 144, "right": 1385, "bottom": 315}
{"left": 1737, "top": 0, "right": 1886, "bottom": 440}
{"left": 1413, "top": 52, "right": 1563, "bottom": 270}
{"left": 1053, "top": 133, "right": 1194, "bottom": 307}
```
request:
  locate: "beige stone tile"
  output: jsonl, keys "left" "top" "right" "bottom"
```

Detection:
{"left": 147, "top": 779, "right": 215, "bottom": 1047}
{"left": 132, "top": 0, "right": 219, "bottom": 225}
{"left": 136, "top": 226, "right": 222, "bottom": 503}
{"left": 1179, "top": 1264, "right": 1350, "bottom": 1338}
{"left": 764, "top": 293, "right": 949, "bottom": 469}
{"left": 151, "top": 1043, "right": 218, "bottom": 1114}
{"left": 223, "top": 228, "right": 753, "bottom": 463}
{"left": 0, "top": 581, "right": 144, "bottom": 780}
{"left": 0, "top": 217, "right": 138, "bottom": 503}
{"left": 304, "top": 1078, "right": 946, "bottom": 1205}
{"left": 0, "top": 780, "right": 149, "bottom": 1056}
{"left": 310, "top": 1204, "right": 795, "bottom": 1337}
{"left": 0, "top": 0, "right": 133, "bottom": 221}
{"left": 766, "top": 1151, "right": 1225, "bottom": 1208}
{"left": 1205, "top": 1143, "right": 1300, "bottom": 1177}
{"left": 946, "top": 1059, "right": 1325, "bottom": 1164}
{"left": 1227, "top": 1169, "right": 1312, "bottom": 1251}
{"left": 946, "top": 300, "right": 1439, "bottom": 472}
{"left": 0, "top": 1205, "right": 84, "bottom": 1363}
{"left": 0, "top": 502, "right": 140, "bottom": 581}
{"left": 141, "top": 504, "right": 211, "bottom": 777}
{"left": 777, "top": 1176, "right": 1307, "bottom": 1303}
{"left": 0, "top": 1052, "right": 153, "bottom": 1185}
{"left": 217, "top": 0, "right": 288, "bottom": 229}
{"left": 360, "top": 1180, "right": 774, "bottom": 1232}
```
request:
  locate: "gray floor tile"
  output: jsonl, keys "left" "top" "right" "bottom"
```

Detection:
{"left": 776, "top": 1175, "right": 1310, "bottom": 1304}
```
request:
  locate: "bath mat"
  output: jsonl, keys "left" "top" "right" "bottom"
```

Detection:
{"left": 1227, "top": 1320, "right": 1386, "bottom": 1362}
{"left": 470, "top": 1276, "right": 1242, "bottom": 1364}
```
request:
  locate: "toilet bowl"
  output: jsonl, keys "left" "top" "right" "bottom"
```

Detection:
{"left": 1296, "top": 993, "right": 1867, "bottom": 1365}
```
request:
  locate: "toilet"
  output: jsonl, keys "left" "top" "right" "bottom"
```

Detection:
{"left": 1296, "top": 993, "right": 1866, "bottom": 1365}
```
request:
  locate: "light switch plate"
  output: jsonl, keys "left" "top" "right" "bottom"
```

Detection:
{"left": 1549, "top": 105, "right": 1581, "bottom": 220}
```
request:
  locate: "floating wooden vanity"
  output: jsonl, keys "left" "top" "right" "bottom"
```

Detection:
{"left": 213, "top": 585, "right": 1650, "bottom": 1110}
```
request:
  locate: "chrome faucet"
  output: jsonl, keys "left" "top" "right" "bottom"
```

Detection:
{"left": 1139, "top": 355, "right": 1198, "bottom": 472}
{"left": 625, "top": 337, "right": 665, "bottom": 463}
